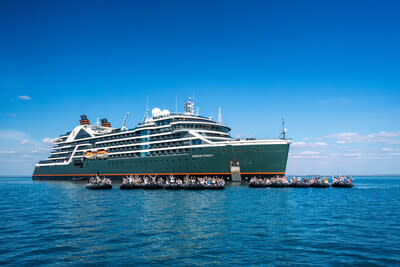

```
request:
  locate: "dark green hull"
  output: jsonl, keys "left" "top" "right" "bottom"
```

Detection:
{"left": 33, "top": 143, "right": 290, "bottom": 181}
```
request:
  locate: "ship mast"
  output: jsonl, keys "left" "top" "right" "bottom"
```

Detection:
{"left": 280, "top": 119, "right": 287, "bottom": 140}
{"left": 184, "top": 97, "right": 194, "bottom": 115}
{"left": 218, "top": 107, "right": 222, "bottom": 124}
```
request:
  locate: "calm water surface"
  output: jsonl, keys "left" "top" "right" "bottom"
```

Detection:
{"left": 0, "top": 177, "right": 400, "bottom": 266}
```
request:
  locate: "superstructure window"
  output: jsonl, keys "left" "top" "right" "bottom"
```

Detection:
{"left": 191, "top": 139, "right": 201, "bottom": 145}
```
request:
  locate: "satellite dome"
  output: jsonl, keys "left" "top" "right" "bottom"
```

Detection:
{"left": 151, "top": 107, "right": 161, "bottom": 118}
{"left": 161, "top": 109, "right": 170, "bottom": 116}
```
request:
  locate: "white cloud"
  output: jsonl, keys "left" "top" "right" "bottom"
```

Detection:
{"left": 290, "top": 151, "right": 328, "bottom": 159}
{"left": 0, "top": 130, "right": 27, "bottom": 141}
{"left": 300, "top": 151, "right": 320, "bottom": 155}
{"left": 315, "top": 142, "right": 328, "bottom": 146}
{"left": 292, "top": 141, "right": 306, "bottom": 146}
{"left": 29, "top": 147, "right": 51, "bottom": 154}
{"left": 382, "top": 147, "right": 394, "bottom": 152}
{"left": 20, "top": 139, "right": 30, "bottom": 145}
{"left": 42, "top": 137, "right": 55, "bottom": 144}
{"left": 0, "top": 150, "right": 17, "bottom": 154}
{"left": 290, "top": 154, "right": 328, "bottom": 159}
{"left": 344, "top": 153, "right": 362, "bottom": 157}
{"left": 326, "top": 131, "right": 400, "bottom": 145}
{"left": 339, "top": 147, "right": 361, "bottom": 152}
{"left": 18, "top": 95, "right": 31, "bottom": 100}
{"left": 7, "top": 113, "right": 16, "bottom": 118}
{"left": 292, "top": 142, "right": 328, "bottom": 148}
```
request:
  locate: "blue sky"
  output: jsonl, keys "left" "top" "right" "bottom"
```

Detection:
{"left": 1, "top": 0, "right": 400, "bottom": 175}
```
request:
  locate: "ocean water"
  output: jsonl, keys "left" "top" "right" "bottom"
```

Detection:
{"left": 0, "top": 177, "right": 399, "bottom": 266}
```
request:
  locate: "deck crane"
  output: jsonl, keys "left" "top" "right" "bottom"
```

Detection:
{"left": 121, "top": 112, "right": 129, "bottom": 131}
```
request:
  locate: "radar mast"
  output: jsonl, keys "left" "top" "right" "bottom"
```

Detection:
{"left": 184, "top": 97, "right": 194, "bottom": 115}
{"left": 280, "top": 119, "right": 287, "bottom": 140}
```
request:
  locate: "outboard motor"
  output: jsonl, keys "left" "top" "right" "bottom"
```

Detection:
{"left": 80, "top": 115, "right": 90, "bottom": 125}
{"left": 101, "top": 118, "right": 111, "bottom": 127}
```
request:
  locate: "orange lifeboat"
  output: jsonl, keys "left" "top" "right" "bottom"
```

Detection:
{"left": 84, "top": 151, "right": 95, "bottom": 159}
{"left": 96, "top": 149, "right": 108, "bottom": 159}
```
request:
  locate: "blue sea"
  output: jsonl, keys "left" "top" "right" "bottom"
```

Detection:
{"left": 0, "top": 177, "right": 399, "bottom": 266}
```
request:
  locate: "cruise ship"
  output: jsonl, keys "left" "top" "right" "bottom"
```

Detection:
{"left": 32, "top": 99, "right": 291, "bottom": 181}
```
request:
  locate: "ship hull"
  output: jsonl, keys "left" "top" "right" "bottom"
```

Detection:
{"left": 32, "top": 143, "right": 290, "bottom": 181}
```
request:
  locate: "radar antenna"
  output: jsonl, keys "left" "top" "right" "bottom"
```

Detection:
{"left": 280, "top": 118, "right": 287, "bottom": 140}
{"left": 96, "top": 117, "right": 100, "bottom": 127}
{"left": 121, "top": 112, "right": 130, "bottom": 131}
{"left": 218, "top": 107, "right": 222, "bottom": 124}
{"left": 184, "top": 97, "right": 194, "bottom": 115}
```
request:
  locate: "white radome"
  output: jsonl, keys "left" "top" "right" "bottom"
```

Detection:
{"left": 161, "top": 109, "right": 170, "bottom": 116}
{"left": 151, "top": 107, "right": 162, "bottom": 118}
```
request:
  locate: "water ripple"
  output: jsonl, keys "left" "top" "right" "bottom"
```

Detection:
{"left": 0, "top": 177, "right": 399, "bottom": 266}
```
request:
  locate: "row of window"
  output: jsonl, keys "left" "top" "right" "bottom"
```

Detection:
{"left": 203, "top": 132, "right": 228, "bottom": 137}
{"left": 108, "top": 144, "right": 195, "bottom": 153}
{"left": 172, "top": 124, "right": 229, "bottom": 133}
{"left": 107, "top": 148, "right": 190, "bottom": 158}
{"left": 39, "top": 159, "right": 66, "bottom": 164}
{"left": 106, "top": 156, "right": 193, "bottom": 166}
{"left": 96, "top": 133, "right": 182, "bottom": 147}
